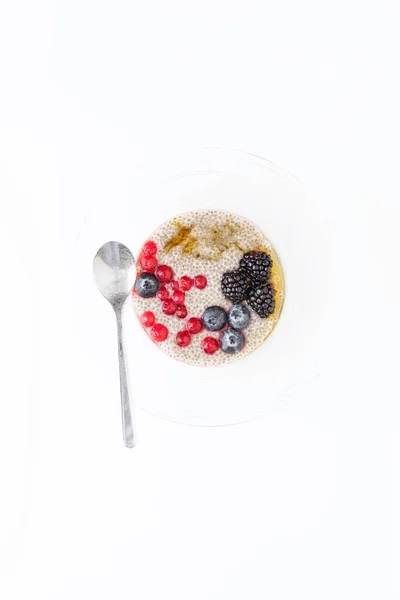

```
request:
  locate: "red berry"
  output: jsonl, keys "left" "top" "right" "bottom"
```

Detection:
{"left": 140, "top": 255, "right": 158, "bottom": 272}
{"left": 176, "top": 304, "right": 188, "bottom": 319}
{"left": 179, "top": 276, "right": 193, "bottom": 291}
{"left": 140, "top": 311, "right": 155, "bottom": 328}
{"left": 162, "top": 299, "right": 177, "bottom": 315}
{"left": 150, "top": 323, "right": 168, "bottom": 342}
{"left": 186, "top": 317, "right": 203, "bottom": 334}
{"left": 172, "top": 290, "right": 185, "bottom": 304}
{"left": 176, "top": 330, "right": 191, "bottom": 347}
{"left": 202, "top": 336, "right": 219, "bottom": 354}
{"left": 157, "top": 286, "right": 169, "bottom": 301}
{"left": 169, "top": 279, "right": 179, "bottom": 290}
{"left": 194, "top": 274, "right": 207, "bottom": 289}
{"left": 142, "top": 240, "right": 158, "bottom": 256}
{"left": 155, "top": 264, "right": 174, "bottom": 283}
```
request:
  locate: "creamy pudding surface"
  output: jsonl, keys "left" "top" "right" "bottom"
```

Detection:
{"left": 132, "top": 210, "right": 284, "bottom": 366}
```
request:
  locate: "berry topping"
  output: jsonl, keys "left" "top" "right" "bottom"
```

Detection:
{"left": 176, "top": 330, "right": 191, "bottom": 347}
{"left": 194, "top": 274, "right": 207, "bottom": 289}
{"left": 201, "top": 306, "right": 228, "bottom": 331}
{"left": 157, "top": 286, "right": 169, "bottom": 301}
{"left": 228, "top": 304, "right": 251, "bottom": 330}
{"left": 172, "top": 290, "right": 185, "bottom": 305}
{"left": 162, "top": 299, "right": 177, "bottom": 315}
{"left": 221, "top": 269, "right": 248, "bottom": 303}
{"left": 179, "top": 276, "right": 194, "bottom": 291}
{"left": 246, "top": 283, "right": 276, "bottom": 318}
{"left": 150, "top": 323, "right": 169, "bottom": 342}
{"left": 186, "top": 317, "right": 203, "bottom": 334}
{"left": 140, "top": 255, "right": 158, "bottom": 272}
{"left": 135, "top": 273, "right": 160, "bottom": 298}
{"left": 142, "top": 240, "right": 158, "bottom": 256}
{"left": 176, "top": 304, "right": 188, "bottom": 319}
{"left": 169, "top": 280, "right": 179, "bottom": 290}
{"left": 240, "top": 251, "right": 273, "bottom": 283}
{"left": 202, "top": 337, "right": 220, "bottom": 354}
{"left": 140, "top": 311, "right": 155, "bottom": 328}
{"left": 220, "top": 328, "right": 245, "bottom": 354}
{"left": 155, "top": 264, "right": 174, "bottom": 283}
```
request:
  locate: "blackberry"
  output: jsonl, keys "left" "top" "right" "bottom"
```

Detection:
{"left": 240, "top": 251, "right": 273, "bottom": 284}
{"left": 246, "top": 283, "right": 276, "bottom": 318}
{"left": 221, "top": 269, "right": 249, "bottom": 303}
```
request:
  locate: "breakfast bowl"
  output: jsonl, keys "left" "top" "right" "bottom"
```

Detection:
{"left": 75, "top": 148, "right": 330, "bottom": 426}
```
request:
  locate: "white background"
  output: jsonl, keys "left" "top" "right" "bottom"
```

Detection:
{"left": 0, "top": 1, "right": 399, "bottom": 599}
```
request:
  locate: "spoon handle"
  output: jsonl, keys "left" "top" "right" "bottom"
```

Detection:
{"left": 115, "top": 306, "right": 136, "bottom": 448}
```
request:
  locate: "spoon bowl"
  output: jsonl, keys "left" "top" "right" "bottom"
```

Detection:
{"left": 93, "top": 241, "right": 137, "bottom": 309}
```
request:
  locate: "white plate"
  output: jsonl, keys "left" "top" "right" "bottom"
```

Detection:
{"left": 74, "top": 148, "right": 331, "bottom": 426}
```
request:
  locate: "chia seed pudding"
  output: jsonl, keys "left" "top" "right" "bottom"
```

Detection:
{"left": 132, "top": 210, "right": 284, "bottom": 366}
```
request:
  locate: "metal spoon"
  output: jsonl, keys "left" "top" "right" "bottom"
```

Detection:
{"left": 93, "top": 241, "right": 136, "bottom": 448}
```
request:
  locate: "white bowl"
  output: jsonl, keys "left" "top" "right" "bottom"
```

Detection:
{"left": 75, "top": 148, "right": 331, "bottom": 426}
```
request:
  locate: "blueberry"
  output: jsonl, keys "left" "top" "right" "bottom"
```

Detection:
{"left": 220, "top": 328, "right": 245, "bottom": 354}
{"left": 201, "top": 306, "right": 228, "bottom": 331}
{"left": 135, "top": 272, "right": 160, "bottom": 298}
{"left": 228, "top": 304, "right": 251, "bottom": 329}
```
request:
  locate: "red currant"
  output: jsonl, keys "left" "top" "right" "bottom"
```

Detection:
{"left": 140, "top": 255, "right": 158, "bottom": 272}
{"left": 179, "top": 275, "right": 193, "bottom": 291}
{"left": 194, "top": 274, "right": 207, "bottom": 289}
{"left": 202, "top": 336, "right": 219, "bottom": 354}
{"left": 142, "top": 240, "right": 158, "bottom": 256}
{"left": 157, "top": 286, "right": 169, "bottom": 301}
{"left": 140, "top": 311, "right": 155, "bottom": 328}
{"left": 176, "top": 304, "right": 188, "bottom": 319}
{"left": 162, "top": 299, "right": 177, "bottom": 315}
{"left": 176, "top": 330, "right": 191, "bottom": 347}
{"left": 186, "top": 317, "right": 203, "bottom": 334}
{"left": 150, "top": 323, "right": 169, "bottom": 342}
{"left": 169, "top": 279, "right": 179, "bottom": 290}
{"left": 155, "top": 264, "right": 174, "bottom": 283}
{"left": 172, "top": 290, "right": 185, "bottom": 305}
